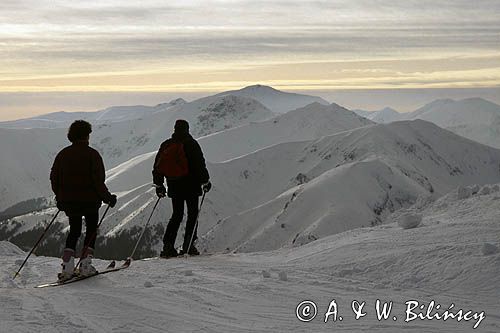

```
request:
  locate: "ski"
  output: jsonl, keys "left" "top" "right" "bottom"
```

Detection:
{"left": 35, "top": 258, "right": 131, "bottom": 288}
{"left": 141, "top": 253, "right": 213, "bottom": 261}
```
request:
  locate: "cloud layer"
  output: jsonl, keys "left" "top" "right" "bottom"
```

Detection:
{"left": 0, "top": 0, "right": 499, "bottom": 91}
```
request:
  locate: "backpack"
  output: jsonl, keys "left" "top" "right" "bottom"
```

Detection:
{"left": 156, "top": 141, "right": 189, "bottom": 178}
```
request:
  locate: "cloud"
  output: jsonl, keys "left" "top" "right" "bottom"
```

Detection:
{"left": 0, "top": 1, "right": 499, "bottom": 91}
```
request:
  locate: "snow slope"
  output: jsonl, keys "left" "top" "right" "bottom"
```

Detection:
{"left": 1, "top": 184, "right": 499, "bottom": 332}
{"left": 217, "top": 84, "right": 330, "bottom": 113}
{"left": 200, "top": 102, "right": 373, "bottom": 162}
{"left": 0, "top": 128, "right": 66, "bottom": 210}
{"left": 405, "top": 98, "right": 500, "bottom": 149}
{"left": 202, "top": 120, "right": 500, "bottom": 252}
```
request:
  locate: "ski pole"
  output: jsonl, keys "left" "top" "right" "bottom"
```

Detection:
{"left": 13, "top": 209, "right": 61, "bottom": 279}
{"left": 128, "top": 197, "right": 162, "bottom": 260}
{"left": 75, "top": 205, "right": 111, "bottom": 269}
{"left": 185, "top": 190, "right": 207, "bottom": 256}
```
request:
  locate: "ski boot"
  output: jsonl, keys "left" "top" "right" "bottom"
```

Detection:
{"left": 160, "top": 244, "right": 178, "bottom": 259}
{"left": 58, "top": 248, "right": 75, "bottom": 281}
{"left": 179, "top": 244, "right": 200, "bottom": 256}
{"left": 78, "top": 248, "right": 97, "bottom": 276}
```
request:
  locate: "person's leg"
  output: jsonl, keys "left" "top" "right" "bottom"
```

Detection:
{"left": 79, "top": 210, "right": 99, "bottom": 276}
{"left": 82, "top": 211, "right": 98, "bottom": 257}
{"left": 65, "top": 214, "right": 83, "bottom": 251}
{"left": 60, "top": 213, "right": 82, "bottom": 279}
{"left": 162, "top": 197, "right": 184, "bottom": 254}
{"left": 183, "top": 195, "right": 199, "bottom": 253}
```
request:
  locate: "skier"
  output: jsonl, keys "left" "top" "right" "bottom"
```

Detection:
{"left": 50, "top": 120, "right": 117, "bottom": 280}
{"left": 153, "top": 119, "right": 211, "bottom": 258}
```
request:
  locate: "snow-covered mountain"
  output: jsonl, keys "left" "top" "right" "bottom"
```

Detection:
{"left": 200, "top": 102, "right": 373, "bottom": 162}
{"left": 353, "top": 107, "right": 402, "bottom": 123}
{"left": 0, "top": 84, "right": 326, "bottom": 130}
{"left": 1, "top": 182, "right": 498, "bottom": 332}
{"left": 5, "top": 119, "right": 500, "bottom": 259}
{"left": 405, "top": 98, "right": 500, "bottom": 149}
{"left": 0, "top": 128, "right": 65, "bottom": 210}
{"left": 0, "top": 94, "right": 272, "bottom": 210}
{"left": 406, "top": 98, "right": 500, "bottom": 126}
{"left": 0, "top": 100, "right": 372, "bottom": 255}
{"left": 202, "top": 120, "right": 500, "bottom": 253}
{"left": 370, "top": 107, "right": 402, "bottom": 123}
{"left": 406, "top": 98, "right": 456, "bottom": 119}
{"left": 353, "top": 98, "right": 500, "bottom": 149}
{"left": 0, "top": 99, "right": 187, "bottom": 129}
{"left": 351, "top": 109, "right": 374, "bottom": 118}
{"left": 217, "top": 84, "right": 329, "bottom": 113}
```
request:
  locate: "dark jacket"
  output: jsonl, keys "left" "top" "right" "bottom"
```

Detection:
{"left": 153, "top": 132, "right": 210, "bottom": 198}
{"left": 50, "top": 142, "right": 112, "bottom": 207}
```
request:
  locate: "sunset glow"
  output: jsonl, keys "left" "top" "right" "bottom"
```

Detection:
{"left": 0, "top": 1, "right": 499, "bottom": 119}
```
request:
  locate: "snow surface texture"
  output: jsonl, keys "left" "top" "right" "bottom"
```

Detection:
{"left": 396, "top": 213, "right": 422, "bottom": 229}
{"left": 1, "top": 186, "right": 499, "bottom": 332}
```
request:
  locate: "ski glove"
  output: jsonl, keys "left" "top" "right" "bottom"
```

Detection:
{"left": 202, "top": 181, "right": 212, "bottom": 193}
{"left": 156, "top": 185, "right": 167, "bottom": 198}
{"left": 105, "top": 194, "right": 118, "bottom": 208}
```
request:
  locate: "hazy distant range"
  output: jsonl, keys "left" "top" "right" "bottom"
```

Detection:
{"left": 1, "top": 87, "right": 499, "bottom": 121}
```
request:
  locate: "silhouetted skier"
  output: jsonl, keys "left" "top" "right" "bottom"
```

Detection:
{"left": 50, "top": 120, "right": 117, "bottom": 280}
{"left": 153, "top": 119, "right": 211, "bottom": 258}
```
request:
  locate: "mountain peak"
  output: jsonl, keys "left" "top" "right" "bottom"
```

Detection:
{"left": 239, "top": 84, "right": 278, "bottom": 92}
{"left": 156, "top": 98, "right": 186, "bottom": 108}
{"left": 459, "top": 97, "right": 500, "bottom": 107}
{"left": 380, "top": 107, "right": 399, "bottom": 113}
{"left": 422, "top": 98, "right": 455, "bottom": 109}
{"left": 216, "top": 85, "right": 329, "bottom": 113}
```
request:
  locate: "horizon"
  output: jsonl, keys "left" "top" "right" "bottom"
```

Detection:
{"left": 0, "top": 86, "right": 499, "bottom": 122}
{"left": 1, "top": 1, "right": 499, "bottom": 120}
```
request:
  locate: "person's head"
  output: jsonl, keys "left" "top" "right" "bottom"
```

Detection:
{"left": 67, "top": 120, "right": 92, "bottom": 143}
{"left": 174, "top": 119, "right": 189, "bottom": 134}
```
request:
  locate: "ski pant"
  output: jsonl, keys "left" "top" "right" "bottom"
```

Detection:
{"left": 64, "top": 211, "right": 98, "bottom": 251}
{"left": 163, "top": 195, "right": 199, "bottom": 250}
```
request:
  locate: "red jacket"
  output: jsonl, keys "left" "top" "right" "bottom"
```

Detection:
{"left": 50, "top": 142, "right": 112, "bottom": 204}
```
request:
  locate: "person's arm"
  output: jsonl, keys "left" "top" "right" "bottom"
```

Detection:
{"left": 191, "top": 140, "right": 210, "bottom": 184}
{"left": 49, "top": 153, "right": 60, "bottom": 197}
{"left": 152, "top": 143, "right": 166, "bottom": 187}
{"left": 91, "top": 151, "right": 113, "bottom": 202}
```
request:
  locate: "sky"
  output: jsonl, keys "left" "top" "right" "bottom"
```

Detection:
{"left": 0, "top": 0, "right": 499, "bottom": 120}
